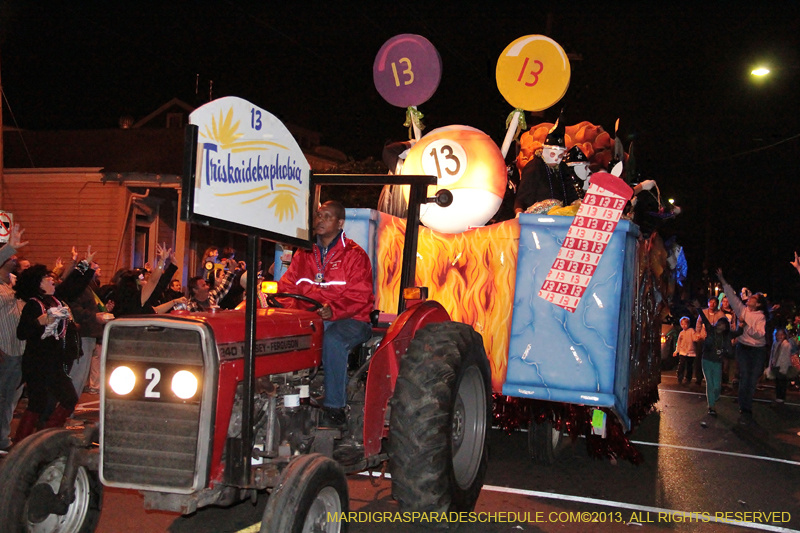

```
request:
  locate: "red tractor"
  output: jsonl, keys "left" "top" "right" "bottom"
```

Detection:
{"left": 0, "top": 173, "right": 492, "bottom": 532}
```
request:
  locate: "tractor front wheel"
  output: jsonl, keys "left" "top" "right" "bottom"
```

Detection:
{"left": 0, "top": 428, "right": 102, "bottom": 533}
{"left": 260, "top": 453, "right": 348, "bottom": 533}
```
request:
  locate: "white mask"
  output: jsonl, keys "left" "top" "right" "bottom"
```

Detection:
{"left": 571, "top": 163, "right": 591, "bottom": 183}
{"left": 542, "top": 145, "right": 566, "bottom": 165}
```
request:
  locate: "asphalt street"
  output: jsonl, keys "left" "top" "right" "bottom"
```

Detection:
{"left": 5, "top": 369, "right": 799, "bottom": 532}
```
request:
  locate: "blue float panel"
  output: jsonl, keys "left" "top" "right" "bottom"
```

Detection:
{"left": 503, "top": 214, "right": 639, "bottom": 430}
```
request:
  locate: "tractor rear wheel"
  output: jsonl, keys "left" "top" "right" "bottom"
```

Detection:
{"left": 389, "top": 322, "right": 491, "bottom": 514}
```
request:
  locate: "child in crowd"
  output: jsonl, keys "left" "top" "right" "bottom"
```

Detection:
{"left": 697, "top": 313, "right": 733, "bottom": 416}
{"left": 769, "top": 328, "right": 793, "bottom": 405}
{"left": 674, "top": 316, "right": 699, "bottom": 385}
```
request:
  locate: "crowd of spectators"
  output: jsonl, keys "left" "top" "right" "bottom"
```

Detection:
{"left": 0, "top": 228, "right": 256, "bottom": 453}
{"left": 669, "top": 260, "right": 800, "bottom": 426}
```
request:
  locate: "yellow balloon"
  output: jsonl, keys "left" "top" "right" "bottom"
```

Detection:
{"left": 496, "top": 35, "right": 571, "bottom": 111}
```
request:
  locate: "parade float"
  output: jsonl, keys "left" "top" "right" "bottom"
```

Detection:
{"left": 286, "top": 33, "right": 678, "bottom": 464}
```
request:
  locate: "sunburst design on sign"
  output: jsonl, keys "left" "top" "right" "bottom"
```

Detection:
{"left": 215, "top": 184, "right": 299, "bottom": 221}
{"left": 200, "top": 107, "right": 288, "bottom": 153}
{"left": 265, "top": 188, "right": 299, "bottom": 221}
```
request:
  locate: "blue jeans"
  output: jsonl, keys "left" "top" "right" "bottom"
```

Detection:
{"left": 0, "top": 354, "right": 22, "bottom": 448}
{"left": 322, "top": 319, "right": 372, "bottom": 409}
{"left": 69, "top": 337, "right": 96, "bottom": 396}
{"left": 736, "top": 343, "right": 767, "bottom": 413}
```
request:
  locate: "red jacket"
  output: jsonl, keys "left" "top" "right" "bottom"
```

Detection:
{"left": 277, "top": 233, "right": 374, "bottom": 322}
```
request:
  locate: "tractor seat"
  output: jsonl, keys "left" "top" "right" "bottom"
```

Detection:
{"left": 370, "top": 309, "right": 394, "bottom": 330}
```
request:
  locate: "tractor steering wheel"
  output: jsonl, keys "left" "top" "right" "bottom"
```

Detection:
{"left": 267, "top": 293, "right": 324, "bottom": 312}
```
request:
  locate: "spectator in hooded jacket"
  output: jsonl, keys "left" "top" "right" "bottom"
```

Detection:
{"left": 717, "top": 268, "right": 767, "bottom": 425}
{"left": 695, "top": 297, "right": 725, "bottom": 386}
{"left": 697, "top": 312, "right": 733, "bottom": 417}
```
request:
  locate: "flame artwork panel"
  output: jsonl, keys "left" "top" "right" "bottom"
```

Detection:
{"left": 375, "top": 214, "right": 520, "bottom": 391}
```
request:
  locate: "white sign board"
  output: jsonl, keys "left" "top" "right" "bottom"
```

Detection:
{"left": 188, "top": 97, "right": 311, "bottom": 240}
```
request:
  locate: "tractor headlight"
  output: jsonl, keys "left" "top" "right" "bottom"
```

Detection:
{"left": 109, "top": 366, "right": 136, "bottom": 395}
{"left": 171, "top": 370, "right": 198, "bottom": 399}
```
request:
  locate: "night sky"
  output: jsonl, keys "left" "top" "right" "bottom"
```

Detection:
{"left": 2, "top": 2, "right": 800, "bottom": 305}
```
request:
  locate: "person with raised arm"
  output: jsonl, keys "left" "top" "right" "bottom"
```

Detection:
{"left": 14, "top": 246, "right": 97, "bottom": 442}
{"left": 716, "top": 268, "right": 767, "bottom": 425}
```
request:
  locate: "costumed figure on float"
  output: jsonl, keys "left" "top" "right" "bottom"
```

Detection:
{"left": 514, "top": 112, "right": 582, "bottom": 215}
{"left": 564, "top": 144, "right": 590, "bottom": 197}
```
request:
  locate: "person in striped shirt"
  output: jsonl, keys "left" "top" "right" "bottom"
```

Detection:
{"left": 0, "top": 224, "right": 27, "bottom": 453}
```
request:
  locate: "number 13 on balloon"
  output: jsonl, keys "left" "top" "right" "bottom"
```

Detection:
{"left": 516, "top": 57, "right": 544, "bottom": 86}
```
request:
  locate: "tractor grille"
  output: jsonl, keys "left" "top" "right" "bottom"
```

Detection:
{"left": 105, "top": 325, "right": 204, "bottom": 365}
{"left": 102, "top": 399, "right": 200, "bottom": 489}
{"left": 101, "top": 320, "right": 213, "bottom": 492}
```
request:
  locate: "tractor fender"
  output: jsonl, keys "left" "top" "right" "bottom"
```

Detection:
{"left": 362, "top": 300, "right": 451, "bottom": 457}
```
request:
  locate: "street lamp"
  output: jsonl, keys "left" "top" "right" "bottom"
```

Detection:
{"left": 750, "top": 65, "right": 800, "bottom": 78}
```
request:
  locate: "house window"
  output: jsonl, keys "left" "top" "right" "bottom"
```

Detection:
{"left": 134, "top": 225, "right": 150, "bottom": 269}
{"left": 167, "top": 113, "right": 184, "bottom": 129}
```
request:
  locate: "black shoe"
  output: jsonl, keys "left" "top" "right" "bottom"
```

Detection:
{"left": 708, "top": 408, "right": 717, "bottom": 417}
{"left": 318, "top": 408, "right": 347, "bottom": 429}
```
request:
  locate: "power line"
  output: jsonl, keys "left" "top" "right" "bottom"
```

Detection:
{"left": 668, "top": 132, "right": 800, "bottom": 169}
{"left": 222, "top": 0, "right": 327, "bottom": 62}
{"left": 2, "top": 90, "right": 35, "bottom": 168}
{"left": 703, "top": 132, "right": 800, "bottom": 163}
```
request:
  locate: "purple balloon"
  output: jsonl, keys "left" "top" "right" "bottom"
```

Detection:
{"left": 373, "top": 34, "right": 442, "bottom": 108}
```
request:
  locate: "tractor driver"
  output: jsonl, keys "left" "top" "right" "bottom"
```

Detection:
{"left": 276, "top": 201, "right": 375, "bottom": 428}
